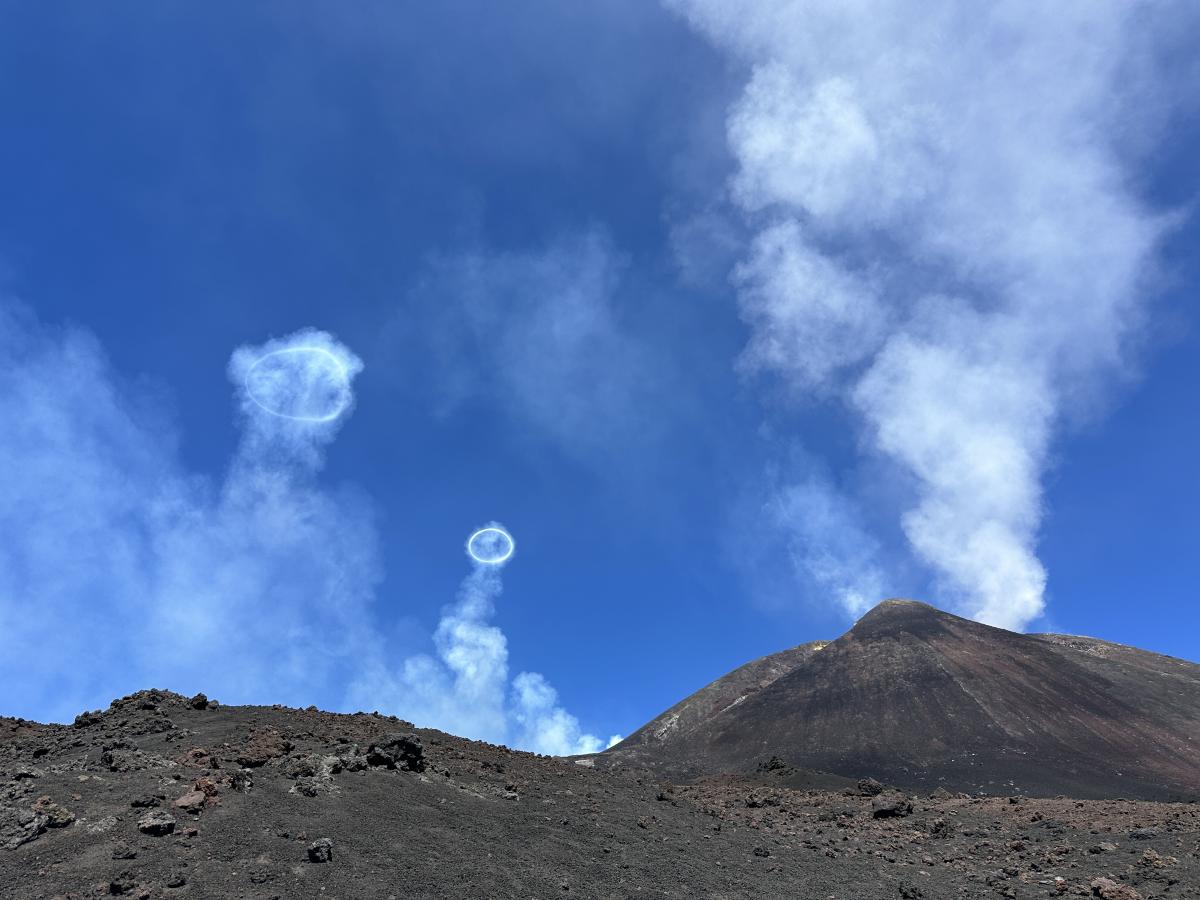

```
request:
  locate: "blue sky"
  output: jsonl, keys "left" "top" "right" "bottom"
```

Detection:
{"left": 1, "top": 2, "right": 1197, "bottom": 749}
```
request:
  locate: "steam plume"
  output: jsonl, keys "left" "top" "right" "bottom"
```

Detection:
{"left": 668, "top": 0, "right": 1182, "bottom": 628}
{"left": 350, "top": 526, "right": 614, "bottom": 756}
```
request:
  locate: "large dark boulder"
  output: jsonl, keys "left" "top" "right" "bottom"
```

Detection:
{"left": 366, "top": 732, "right": 425, "bottom": 772}
{"left": 871, "top": 793, "right": 913, "bottom": 819}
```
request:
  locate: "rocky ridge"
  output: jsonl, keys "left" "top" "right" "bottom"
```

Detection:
{"left": 1, "top": 687, "right": 1198, "bottom": 899}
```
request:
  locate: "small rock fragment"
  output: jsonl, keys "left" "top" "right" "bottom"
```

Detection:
{"left": 927, "top": 817, "right": 952, "bottom": 837}
{"left": 177, "top": 747, "right": 216, "bottom": 769}
{"left": 32, "top": 795, "right": 76, "bottom": 828}
{"left": 236, "top": 728, "right": 292, "bottom": 768}
{"left": 173, "top": 790, "right": 206, "bottom": 813}
{"left": 757, "top": 755, "right": 788, "bottom": 772}
{"left": 73, "top": 710, "right": 104, "bottom": 728}
{"left": 86, "top": 815, "right": 119, "bottom": 835}
{"left": 1090, "top": 877, "right": 1142, "bottom": 900}
{"left": 137, "top": 810, "right": 176, "bottom": 836}
{"left": 109, "top": 870, "right": 137, "bottom": 895}
{"left": 0, "top": 807, "right": 47, "bottom": 850}
{"left": 111, "top": 842, "right": 137, "bottom": 860}
{"left": 1138, "top": 848, "right": 1177, "bottom": 868}
{"left": 857, "top": 777, "right": 885, "bottom": 796}
{"left": 307, "top": 837, "right": 334, "bottom": 863}
{"left": 871, "top": 792, "right": 913, "bottom": 819}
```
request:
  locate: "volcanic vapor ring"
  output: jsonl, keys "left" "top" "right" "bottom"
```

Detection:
{"left": 467, "top": 526, "right": 515, "bottom": 565}
{"left": 244, "top": 346, "right": 352, "bottom": 422}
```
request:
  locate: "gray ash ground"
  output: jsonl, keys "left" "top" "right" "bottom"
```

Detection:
{"left": 2, "top": 691, "right": 1197, "bottom": 899}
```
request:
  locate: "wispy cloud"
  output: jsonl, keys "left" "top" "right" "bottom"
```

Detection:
{"left": 0, "top": 300, "right": 604, "bottom": 752}
{"left": 668, "top": 0, "right": 1185, "bottom": 629}
{"left": 389, "top": 230, "right": 669, "bottom": 463}
{"left": 728, "top": 450, "right": 890, "bottom": 619}
{"left": 0, "top": 304, "right": 378, "bottom": 720}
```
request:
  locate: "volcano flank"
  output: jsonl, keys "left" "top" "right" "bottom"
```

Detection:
{"left": 602, "top": 600, "right": 1200, "bottom": 802}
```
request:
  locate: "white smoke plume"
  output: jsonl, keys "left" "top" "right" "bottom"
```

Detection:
{"left": 350, "top": 528, "right": 614, "bottom": 756}
{"left": 0, "top": 307, "right": 378, "bottom": 720}
{"left": 229, "top": 328, "right": 364, "bottom": 469}
{"left": 668, "top": 0, "right": 1185, "bottom": 629}
{"left": 768, "top": 473, "right": 886, "bottom": 619}
{"left": 0, "top": 302, "right": 609, "bottom": 753}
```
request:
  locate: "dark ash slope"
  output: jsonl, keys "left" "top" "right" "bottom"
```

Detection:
{"left": 602, "top": 600, "right": 1200, "bottom": 801}
{"left": 4, "top": 689, "right": 1200, "bottom": 899}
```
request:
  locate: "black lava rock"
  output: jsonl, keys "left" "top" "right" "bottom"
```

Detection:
{"left": 308, "top": 837, "right": 334, "bottom": 863}
{"left": 366, "top": 732, "right": 425, "bottom": 772}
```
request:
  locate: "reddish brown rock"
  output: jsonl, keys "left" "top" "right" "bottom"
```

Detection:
{"left": 172, "top": 790, "right": 205, "bottom": 813}
{"left": 235, "top": 727, "right": 292, "bottom": 768}
{"left": 1090, "top": 877, "right": 1142, "bottom": 900}
{"left": 31, "top": 796, "right": 74, "bottom": 828}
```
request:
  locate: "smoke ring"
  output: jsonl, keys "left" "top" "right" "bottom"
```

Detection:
{"left": 467, "top": 526, "right": 515, "bottom": 565}
{"left": 244, "top": 346, "right": 352, "bottom": 422}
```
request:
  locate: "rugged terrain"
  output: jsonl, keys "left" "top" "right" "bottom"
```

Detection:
{"left": 603, "top": 601, "right": 1200, "bottom": 802}
{"left": 2, "top": 599, "right": 1198, "bottom": 898}
{"left": 1, "top": 689, "right": 1198, "bottom": 899}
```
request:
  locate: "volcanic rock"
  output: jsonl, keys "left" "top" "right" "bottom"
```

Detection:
{"left": 109, "top": 870, "right": 136, "bottom": 895}
{"left": 136, "top": 810, "right": 175, "bottom": 836}
{"left": 307, "top": 837, "right": 334, "bottom": 863}
{"left": 856, "top": 776, "right": 884, "bottom": 796}
{"left": 235, "top": 727, "right": 292, "bottom": 767}
{"left": 366, "top": 732, "right": 425, "bottom": 772}
{"left": 172, "top": 790, "right": 205, "bottom": 813}
{"left": 1090, "top": 877, "right": 1143, "bottom": 900}
{"left": 0, "top": 807, "right": 46, "bottom": 850}
{"left": 2, "top": 600, "right": 1199, "bottom": 898}
{"left": 603, "top": 600, "right": 1200, "bottom": 800}
{"left": 72, "top": 710, "right": 103, "bottom": 729}
{"left": 31, "top": 795, "right": 75, "bottom": 828}
{"left": 870, "top": 792, "right": 913, "bottom": 818}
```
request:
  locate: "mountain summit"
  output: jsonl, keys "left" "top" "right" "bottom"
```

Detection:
{"left": 603, "top": 600, "right": 1200, "bottom": 800}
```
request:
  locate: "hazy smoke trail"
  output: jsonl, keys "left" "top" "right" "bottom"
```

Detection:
{"left": 350, "top": 529, "right": 620, "bottom": 756}
{"left": 0, "top": 307, "right": 613, "bottom": 752}
{"left": 668, "top": 0, "right": 1184, "bottom": 629}
{"left": 0, "top": 313, "right": 378, "bottom": 719}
